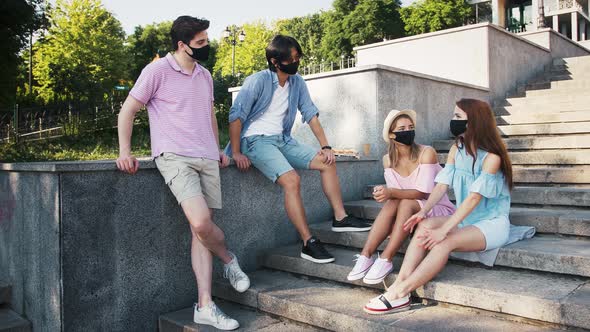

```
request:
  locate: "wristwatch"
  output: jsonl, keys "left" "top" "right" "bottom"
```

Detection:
{"left": 321, "top": 145, "right": 332, "bottom": 150}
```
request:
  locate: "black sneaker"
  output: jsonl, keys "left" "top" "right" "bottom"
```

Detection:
{"left": 331, "top": 215, "right": 372, "bottom": 232}
{"left": 301, "top": 237, "right": 335, "bottom": 264}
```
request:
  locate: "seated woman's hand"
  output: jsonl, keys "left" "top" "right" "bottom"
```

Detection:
{"left": 403, "top": 210, "right": 427, "bottom": 232}
{"left": 372, "top": 185, "right": 389, "bottom": 202}
{"left": 417, "top": 227, "right": 449, "bottom": 250}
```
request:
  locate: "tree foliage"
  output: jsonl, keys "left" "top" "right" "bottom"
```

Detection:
{"left": 127, "top": 21, "right": 172, "bottom": 81}
{"left": 400, "top": 0, "right": 473, "bottom": 36}
{"left": 33, "top": 0, "right": 127, "bottom": 103}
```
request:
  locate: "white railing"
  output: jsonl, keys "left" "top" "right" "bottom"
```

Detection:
{"left": 301, "top": 57, "right": 356, "bottom": 76}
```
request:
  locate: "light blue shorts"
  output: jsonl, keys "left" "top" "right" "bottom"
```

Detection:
{"left": 461, "top": 215, "right": 510, "bottom": 251}
{"left": 240, "top": 134, "right": 318, "bottom": 182}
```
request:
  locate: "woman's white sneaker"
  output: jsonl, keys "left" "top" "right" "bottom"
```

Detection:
{"left": 347, "top": 254, "right": 375, "bottom": 281}
{"left": 193, "top": 302, "right": 239, "bottom": 330}
{"left": 363, "top": 256, "right": 393, "bottom": 284}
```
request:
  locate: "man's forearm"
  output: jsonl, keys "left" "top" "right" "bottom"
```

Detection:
{"left": 308, "top": 116, "right": 329, "bottom": 147}
{"left": 118, "top": 109, "right": 135, "bottom": 156}
{"left": 229, "top": 120, "right": 242, "bottom": 154}
{"left": 211, "top": 106, "right": 220, "bottom": 149}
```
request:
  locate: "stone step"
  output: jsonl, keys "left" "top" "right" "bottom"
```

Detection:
{"left": 494, "top": 104, "right": 590, "bottom": 116}
{"left": 344, "top": 200, "right": 590, "bottom": 237}
{"left": 437, "top": 150, "right": 590, "bottom": 165}
{"left": 159, "top": 300, "right": 321, "bottom": 332}
{"left": 259, "top": 245, "right": 590, "bottom": 329}
{"left": 511, "top": 166, "right": 590, "bottom": 184}
{"left": 0, "top": 309, "right": 31, "bottom": 332}
{"left": 525, "top": 79, "right": 590, "bottom": 90}
{"left": 524, "top": 87, "right": 590, "bottom": 98}
{"left": 362, "top": 185, "right": 590, "bottom": 208}
{"left": 213, "top": 269, "right": 562, "bottom": 331}
{"left": 496, "top": 111, "right": 590, "bottom": 125}
{"left": 497, "top": 122, "right": 590, "bottom": 136}
{"left": 557, "top": 55, "right": 590, "bottom": 66}
{"left": 433, "top": 135, "right": 590, "bottom": 151}
{"left": 504, "top": 95, "right": 590, "bottom": 106}
{"left": 310, "top": 222, "right": 590, "bottom": 277}
{"left": 0, "top": 284, "right": 9, "bottom": 306}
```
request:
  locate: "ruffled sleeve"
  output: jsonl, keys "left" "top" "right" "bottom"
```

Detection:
{"left": 415, "top": 164, "right": 441, "bottom": 193}
{"left": 470, "top": 172, "right": 508, "bottom": 198}
{"left": 384, "top": 169, "right": 402, "bottom": 189}
{"left": 435, "top": 164, "right": 455, "bottom": 186}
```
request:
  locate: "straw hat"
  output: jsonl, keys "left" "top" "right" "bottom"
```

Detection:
{"left": 382, "top": 109, "right": 417, "bottom": 143}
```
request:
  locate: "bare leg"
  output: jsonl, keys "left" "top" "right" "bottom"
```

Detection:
{"left": 181, "top": 196, "right": 233, "bottom": 307}
{"left": 360, "top": 199, "right": 400, "bottom": 257}
{"left": 390, "top": 216, "right": 450, "bottom": 290}
{"left": 276, "top": 170, "right": 312, "bottom": 243}
{"left": 309, "top": 155, "right": 347, "bottom": 220}
{"left": 380, "top": 199, "right": 421, "bottom": 261}
{"left": 387, "top": 226, "right": 486, "bottom": 300}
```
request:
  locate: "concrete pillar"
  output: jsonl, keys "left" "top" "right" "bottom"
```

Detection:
{"left": 572, "top": 12, "right": 579, "bottom": 41}
{"left": 492, "top": 0, "right": 507, "bottom": 27}
{"left": 552, "top": 14, "right": 558, "bottom": 30}
{"left": 532, "top": 0, "right": 540, "bottom": 31}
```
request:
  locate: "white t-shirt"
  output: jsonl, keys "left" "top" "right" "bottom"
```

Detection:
{"left": 244, "top": 81, "right": 289, "bottom": 137}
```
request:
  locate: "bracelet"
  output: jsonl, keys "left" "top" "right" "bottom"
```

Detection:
{"left": 321, "top": 145, "right": 332, "bottom": 150}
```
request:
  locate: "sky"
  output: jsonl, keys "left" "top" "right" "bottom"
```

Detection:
{"left": 93, "top": 0, "right": 416, "bottom": 39}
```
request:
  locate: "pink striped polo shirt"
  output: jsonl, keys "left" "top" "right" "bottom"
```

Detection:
{"left": 129, "top": 53, "right": 219, "bottom": 161}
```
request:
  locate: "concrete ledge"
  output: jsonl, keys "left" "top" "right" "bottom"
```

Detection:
{"left": 0, "top": 156, "right": 373, "bottom": 173}
{"left": 228, "top": 64, "right": 490, "bottom": 94}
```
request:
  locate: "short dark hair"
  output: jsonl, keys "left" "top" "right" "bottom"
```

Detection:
{"left": 266, "top": 35, "right": 303, "bottom": 72}
{"left": 170, "top": 16, "right": 210, "bottom": 50}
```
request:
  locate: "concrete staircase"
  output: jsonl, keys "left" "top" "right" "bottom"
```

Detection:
{"left": 159, "top": 56, "right": 590, "bottom": 331}
{"left": 0, "top": 284, "right": 30, "bottom": 332}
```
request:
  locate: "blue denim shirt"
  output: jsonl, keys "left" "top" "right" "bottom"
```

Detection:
{"left": 224, "top": 69, "right": 320, "bottom": 157}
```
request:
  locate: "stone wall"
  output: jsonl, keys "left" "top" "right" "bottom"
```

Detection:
{"left": 0, "top": 158, "right": 381, "bottom": 331}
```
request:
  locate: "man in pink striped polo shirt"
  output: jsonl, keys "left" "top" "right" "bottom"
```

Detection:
{"left": 116, "top": 16, "right": 247, "bottom": 331}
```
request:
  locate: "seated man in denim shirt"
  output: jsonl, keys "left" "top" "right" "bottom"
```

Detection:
{"left": 226, "top": 35, "right": 372, "bottom": 264}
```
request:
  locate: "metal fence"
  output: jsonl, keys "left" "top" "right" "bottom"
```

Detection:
{"left": 300, "top": 57, "right": 357, "bottom": 76}
{"left": 0, "top": 98, "right": 126, "bottom": 144}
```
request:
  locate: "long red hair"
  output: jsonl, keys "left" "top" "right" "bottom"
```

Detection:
{"left": 454, "top": 98, "right": 513, "bottom": 190}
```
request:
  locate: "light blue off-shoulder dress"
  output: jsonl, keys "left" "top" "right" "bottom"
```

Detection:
{"left": 434, "top": 147, "right": 511, "bottom": 250}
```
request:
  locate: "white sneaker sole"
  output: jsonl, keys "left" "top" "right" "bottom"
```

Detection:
{"left": 347, "top": 266, "right": 373, "bottom": 281}
{"left": 300, "top": 253, "right": 335, "bottom": 264}
{"left": 331, "top": 226, "right": 372, "bottom": 232}
{"left": 363, "top": 301, "right": 410, "bottom": 315}
{"left": 363, "top": 269, "right": 393, "bottom": 284}
{"left": 193, "top": 317, "right": 240, "bottom": 331}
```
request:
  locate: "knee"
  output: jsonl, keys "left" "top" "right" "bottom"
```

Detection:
{"left": 398, "top": 199, "right": 416, "bottom": 211}
{"left": 280, "top": 172, "right": 301, "bottom": 192}
{"left": 190, "top": 216, "right": 213, "bottom": 237}
{"left": 430, "top": 240, "right": 453, "bottom": 253}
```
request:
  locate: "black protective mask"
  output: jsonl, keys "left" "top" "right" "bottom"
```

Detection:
{"left": 450, "top": 119, "right": 468, "bottom": 137}
{"left": 392, "top": 130, "right": 415, "bottom": 146}
{"left": 276, "top": 61, "right": 299, "bottom": 75}
{"left": 185, "top": 44, "right": 210, "bottom": 62}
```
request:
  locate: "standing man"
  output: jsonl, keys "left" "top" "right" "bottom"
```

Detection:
{"left": 117, "top": 16, "right": 248, "bottom": 331}
{"left": 227, "top": 35, "right": 372, "bottom": 264}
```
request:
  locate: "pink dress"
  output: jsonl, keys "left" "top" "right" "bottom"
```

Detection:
{"left": 384, "top": 147, "right": 455, "bottom": 218}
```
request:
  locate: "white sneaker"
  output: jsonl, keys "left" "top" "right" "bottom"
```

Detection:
{"left": 363, "top": 255, "right": 393, "bottom": 285}
{"left": 193, "top": 302, "right": 239, "bottom": 330}
{"left": 347, "top": 254, "right": 375, "bottom": 281}
{"left": 223, "top": 252, "right": 250, "bottom": 293}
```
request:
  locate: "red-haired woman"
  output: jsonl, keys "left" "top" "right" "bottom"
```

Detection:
{"left": 364, "top": 98, "right": 514, "bottom": 314}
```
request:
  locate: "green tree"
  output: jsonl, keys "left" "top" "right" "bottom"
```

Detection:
{"left": 275, "top": 13, "right": 328, "bottom": 65}
{"left": 0, "top": 0, "right": 48, "bottom": 108}
{"left": 400, "top": 0, "right": 473, "bottom": 36}
{"left": 127, "top": 21, "right": 172, "bottom": 81}
{"left": 321, "top": 0, "right": 404, "bottom": 62}
{"left": 213, "top": 22, "right": 274, "bottom": 80}
{"left": 33, "top": 0, "right": 127, "bottom": 103}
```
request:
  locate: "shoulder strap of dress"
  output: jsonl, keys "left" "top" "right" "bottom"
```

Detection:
{"left": 417, "top": 145, "right": 430, "bottom": 165}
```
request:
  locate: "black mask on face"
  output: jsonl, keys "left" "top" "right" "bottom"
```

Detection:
{"left": 276, "top": 60, "right": 299, "bottom": 75}
{"left": 391, "top": 130, "right": 415, "bottom": 146}
{"left": 450, "top": 119, "right": 468, "bottom": 137}
{"left": 185, "top": 43, "right": 210, "bottom": 62}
